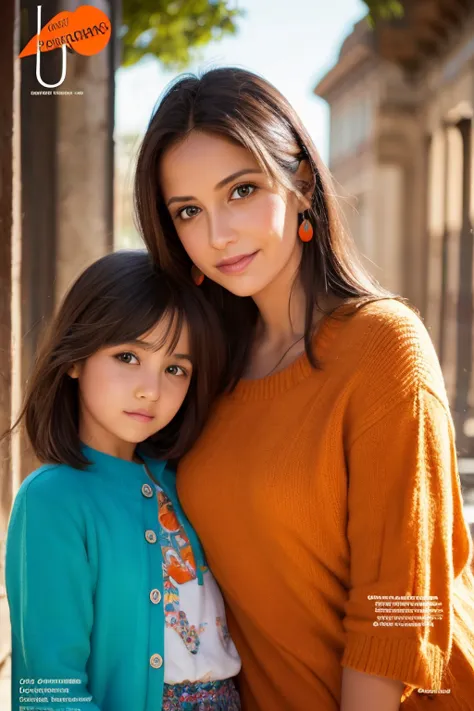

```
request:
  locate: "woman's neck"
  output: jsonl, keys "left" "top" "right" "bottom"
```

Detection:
{"left": 245, "top": 254, "right": 307, "bottom": 379}
{"left": 246, "top": 251, "right": 342, "bottom": 379}
{"left": 252, "top": 251, "right": 306, "bottom": 348}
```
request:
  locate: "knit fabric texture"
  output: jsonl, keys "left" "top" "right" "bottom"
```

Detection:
{"left": 177, "top": 299, "right": 474, "bottom": 711}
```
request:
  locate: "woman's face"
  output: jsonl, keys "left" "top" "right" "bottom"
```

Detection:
{"left": 160, "top": 131, "right": 310, "bottom": 298}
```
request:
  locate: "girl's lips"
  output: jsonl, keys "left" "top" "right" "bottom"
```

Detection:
{"left": 124, "top": 411, "right": 155, "bottom": 423}
{"left": 216, "top": 251, "right": 258, "bottom": 275}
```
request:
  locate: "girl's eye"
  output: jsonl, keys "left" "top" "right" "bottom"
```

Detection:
{"left": 166, "top": 365, "right": 188, "bottom": 377}
{"left": 115, "top": 352, "right": 139, "bottom": 365}
{"left": 230, "top": 183, "right": 257, "bottom": 200}
{"left": 176, "top": 205, "right": 201, "bottom": 221}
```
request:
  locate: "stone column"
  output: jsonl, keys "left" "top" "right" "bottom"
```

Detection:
{"left": 374, "top": 162, "right": 405, "bottom": 294}
{"left": 468, "top": 117, "right": 474, "bottom": 448}
{"left": 19, "top": 0, "right": 62, "bottom": 481}
{"left": 55, "top": 0, "right": 115, "bottom": 303}
{"left": 442, "top": 125, "right": 463, "bottom": 403}
{"left": 455, "top": 117, "right": 474, "bottom": 456}
{"left": 18, "top": 0, "right": 116, "bottom": 482}
{"left": 0, "top": 0, "right": 16, "bottom": 536}
{"left": 0, "top": 0, "right": 19, "bottom": 702}
{"left": 426, "top": 127, "right": 446, "bottom": 354}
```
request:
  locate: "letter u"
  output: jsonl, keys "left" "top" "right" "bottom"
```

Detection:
{"left": 36, "top": 5, "right": 67, "bottom": 88}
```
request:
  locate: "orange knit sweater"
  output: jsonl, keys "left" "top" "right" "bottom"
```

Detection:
{"left": 178, "top": 299, "right": 474, "bottom": 711}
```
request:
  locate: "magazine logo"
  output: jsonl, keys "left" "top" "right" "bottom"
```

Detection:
{"left": 19, "top": 4, "right": 112, "bottom": 89}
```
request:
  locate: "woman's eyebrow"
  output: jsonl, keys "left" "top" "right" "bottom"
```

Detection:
{"left": 166, "top": 168, "right": 262, "bottom": 207}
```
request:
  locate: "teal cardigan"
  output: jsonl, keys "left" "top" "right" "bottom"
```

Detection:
{"left": 5, "top": 445, "right": 206, "bottom": 711}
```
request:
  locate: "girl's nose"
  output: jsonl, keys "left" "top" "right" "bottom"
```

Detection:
{"left": 136, "top": 374, "right": 160, "bottom": 401}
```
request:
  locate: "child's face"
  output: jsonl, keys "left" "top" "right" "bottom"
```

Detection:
{"left": 68, "top": 318, "right": 193, "bottom": 460}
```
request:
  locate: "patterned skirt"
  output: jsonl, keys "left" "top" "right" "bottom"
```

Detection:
{"left": 162, "top": 678, "right": 241, "bottom": 710}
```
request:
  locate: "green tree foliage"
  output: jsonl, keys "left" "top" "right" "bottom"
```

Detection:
{"left": 363, "top": 0, "right": 404, "bottom": 25}
{"left": 121, "top": 0, "right": 244, "bottom": 68}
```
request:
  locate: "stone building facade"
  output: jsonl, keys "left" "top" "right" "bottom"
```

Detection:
{"left": 315, "top": 0, "right": 474, "bottom": 460}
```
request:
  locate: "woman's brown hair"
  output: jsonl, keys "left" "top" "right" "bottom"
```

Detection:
{"left": 4, "top": 250, "right": 225, "bottom": 469}
{"left": 133, "top": 66, "right": 393, "bottom": 388}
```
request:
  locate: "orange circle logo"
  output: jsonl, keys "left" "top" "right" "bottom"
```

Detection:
{"left": 20, "top": 5, "right": 111, "bottom": 59}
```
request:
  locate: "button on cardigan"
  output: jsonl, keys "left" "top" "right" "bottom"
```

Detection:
{"left": 6, "top": 445, "right": 206, "bottom": 711}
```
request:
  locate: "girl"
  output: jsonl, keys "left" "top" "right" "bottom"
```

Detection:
{"left": 5, "top": 250, "right": 241, "bottom": 711}
{"left": 133, "top": 67, "right": 474, "bottom": 711}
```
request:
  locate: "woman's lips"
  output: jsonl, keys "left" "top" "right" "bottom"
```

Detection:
{"left": 216, "top": 251, "right": 258, "bottom": 275}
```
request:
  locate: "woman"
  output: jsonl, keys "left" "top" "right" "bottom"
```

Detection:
{"left": 133, "top": 67, "right": 474, "bottom": 711}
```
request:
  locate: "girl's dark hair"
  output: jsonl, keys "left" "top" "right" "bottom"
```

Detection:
{"left": 133, "top": 66, "right": 394, "bottom": 388}
{"left": 5, "top": 250, "right": 225, "bottom": 469}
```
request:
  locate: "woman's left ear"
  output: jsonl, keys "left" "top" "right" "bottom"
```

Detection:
{"left": 294, "top": 159, "right": 314, "bottom": 211}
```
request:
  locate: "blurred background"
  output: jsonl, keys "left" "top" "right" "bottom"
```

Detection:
{"left": 2, "top": 0, "right": 474, "bottom": 704}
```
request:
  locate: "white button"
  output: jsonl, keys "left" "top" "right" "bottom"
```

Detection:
{"left": 141, "top": 484, "right": 153, "bottom": 498}
{"left": 150, "top": 589, "right": 161, "bottom": 604}
{"left": 145, "top": 530, "right": 157, "bottom": 544}
{"left": 150, "top": 653, "right": 163, "bottom": 669}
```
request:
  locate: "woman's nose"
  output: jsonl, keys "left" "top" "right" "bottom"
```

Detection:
{"left": 207, "top": 210, "right": 238, "bottom": 250}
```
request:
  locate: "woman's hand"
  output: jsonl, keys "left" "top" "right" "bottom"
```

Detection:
{"left": 341, "top": 667, "right": 404, "bottom": 711}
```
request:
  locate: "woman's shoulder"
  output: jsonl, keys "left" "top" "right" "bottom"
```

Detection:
{"left": 339, "top": 296, "right": 426, "bottom": 341}
{"left": 337, "top": 297, "right": 437, "bottom": 366}
{"left": 339, "top": 297, "right": 447, "bottom": 407}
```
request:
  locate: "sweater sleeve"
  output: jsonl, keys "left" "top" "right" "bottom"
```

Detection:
{"left": 6, "top": 471, "right": 102, "bottom": 711}
{"left": 341, "top": 306, "right": 473, "bottom": 701}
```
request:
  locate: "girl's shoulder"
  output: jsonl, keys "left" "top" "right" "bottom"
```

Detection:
{"left": 20, "top": 461, "right": 85, "bottom": 488}
{"left": 7, "top": 464, "right": 93, "bottom": 559}
{"left": 12, "top": 462, "right": 91, "bottom": 514}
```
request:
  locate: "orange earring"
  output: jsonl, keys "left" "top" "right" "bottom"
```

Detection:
{"left": 298, "top": 211, "right": 313, "bottom": 242}
{"left": 191, "top": 265, "right": 204, "bottom": 286}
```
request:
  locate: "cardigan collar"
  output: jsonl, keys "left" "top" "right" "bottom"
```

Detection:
{"left": 81, "top": 443, "right": 167, "bottom": 485}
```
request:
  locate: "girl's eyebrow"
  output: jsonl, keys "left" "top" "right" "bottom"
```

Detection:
{"left": 172, "top": 353, "right": 194, "bottom": 364}
{"left": 120, "top": 339, "right": 155, "bottom": 350}
{"left": 122, "top": 340, "right": 193, "bottom": 363}
{"left": 166, "top": 168, "right": 262, "bottom": 207}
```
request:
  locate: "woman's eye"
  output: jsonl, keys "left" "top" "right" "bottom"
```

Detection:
{"left": 230, "top": 183, "right": 257, "bottom": 200}
{"left": 177, "top": 205, "right": 201, "bottom": 221}
{"left": 115, "top": 352, "right": 139, "bottom": 365}
{"left": 175, "top": 184, "right": 257, "bottom": 221}
{"left": 166, "top": 365, "right": 188, "bottom": 377}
